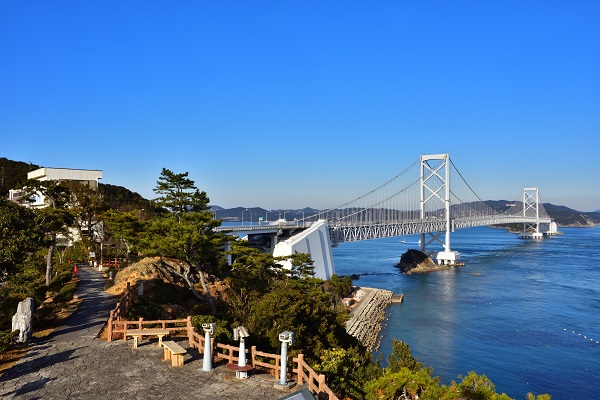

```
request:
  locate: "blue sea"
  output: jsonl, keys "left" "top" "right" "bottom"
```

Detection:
{"left": 332, "top": 226, "right": 600, "bottom": 400}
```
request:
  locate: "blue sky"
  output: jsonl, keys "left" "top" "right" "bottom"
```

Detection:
{"left": 2, "top": 1, "right": 599, "bottom": 211}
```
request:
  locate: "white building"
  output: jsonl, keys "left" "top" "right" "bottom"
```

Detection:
{"left": 9, "top": 167, "right": 104, "bottom": 247}
{"left": 9, "top": 167, "right": 102, "bottom": 208}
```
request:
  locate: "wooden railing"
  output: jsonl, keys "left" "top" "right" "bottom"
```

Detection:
{"left": 106, "top": 282, "right": 131, "bottom": 341}
{"left": 110, "top": 317, "right": 191, "bottom": 342}
{"left": 105, "top": 297, "right": 338, "bottom": 399}
{"left": 294, "top": 354, "right": 338, "bottom": 399}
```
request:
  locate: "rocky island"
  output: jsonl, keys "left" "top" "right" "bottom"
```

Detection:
{"left": 395, "top": 249, "right": 454, "bottom": 274}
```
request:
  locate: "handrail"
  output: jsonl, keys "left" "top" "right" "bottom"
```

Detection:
{"left": 105, "top": 288, "right": 338, "bottom": 399}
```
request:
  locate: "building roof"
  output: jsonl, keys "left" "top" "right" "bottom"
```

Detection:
{"left": 27, "top": 167, "right": 103, "bottom": 182}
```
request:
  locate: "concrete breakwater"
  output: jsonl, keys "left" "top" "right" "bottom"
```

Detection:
{"left": 345, "top": 287, "right": 394, "bottom": 351}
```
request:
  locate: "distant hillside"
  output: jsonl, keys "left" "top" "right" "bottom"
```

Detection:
{"left": 0, "top": 158, "right": 40, "bottom": 197}
{"left": 481, "top": 201, "right": 599, "bottom": 227}
{"left": 98, "top": 183, "right": 154, "bottom": 212}
{"left": 542, "top": 203, "right": 600, "bottom": 226}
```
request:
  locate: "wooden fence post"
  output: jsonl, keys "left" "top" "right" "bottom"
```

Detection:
{"left": 122, "top": 318, "right": 128, "bottom": 340}
{"left": 186, "top": 316, "right": 193, "bottom": 347}
{"left": 318, "top": 374, "right": 326, "bottom": 394}
{"left": 297, "top": 354, "right": 304, "bottom": 384}
{"left": 107, "top": 310, "right": 113, "bottom": 342}
{"left": 251, "top": 346, "right": 257, "bottom": 367}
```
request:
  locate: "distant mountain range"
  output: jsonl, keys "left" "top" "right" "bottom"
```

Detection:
{"left": 2, "top": 157, "right": 598, "bottom": 227}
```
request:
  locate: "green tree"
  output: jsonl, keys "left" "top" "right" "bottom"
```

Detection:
{"left": 450, "top": 371, "right": 513, "bottom": 400}
{"left": 276, "top": 251, "right": 315, "bottom": 280}
{"left": 102, "top": 209, "right": 145, "bottom": 262}
{"left": 366, "top": 367, "right": 449, "bottom": 400}
{"left": 246, "top": 282, "right": 350, "bottom": 360}
{"left": 527, "top": 393, "right": 552, "bottom": 400}
{"left": 316, "top": 347, "right": 382, "bottom": 399}
{"left": 35, "top": 207, "right": 74, "bottom": 285}
{"left": 387, "top": 339, "right": 428, "bottom": 374}
{"left": 225, "top": 242, "right": 280, "bottom": 324}
{"left": 0, "top": 201, "right": 39, "bottom": 279}
{"left": 19, "top": 179, "right": 74, "bottom": 285}
{"left": 62, "top": 180, "right": 106, "bottom": 241}
{"left": 142, "top": 168, "right": 228, "bottom": 314}
{"left": 153, "top": 168, "right": 210, "bottom": 221}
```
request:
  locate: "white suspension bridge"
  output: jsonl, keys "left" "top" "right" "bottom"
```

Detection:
{"left": 218, "top": 153, "right": 555, "bottom": 279}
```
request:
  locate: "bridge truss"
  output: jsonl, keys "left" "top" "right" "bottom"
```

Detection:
{"left": 301, "top": 153, "right": 553, "bottom": 263}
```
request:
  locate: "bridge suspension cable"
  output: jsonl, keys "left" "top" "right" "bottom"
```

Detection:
{"left": 299, "top": 153, "right": 553, "bottom": 245}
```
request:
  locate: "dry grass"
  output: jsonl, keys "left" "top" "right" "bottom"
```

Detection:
{"left": 0, "top": 294, "right": 83, "bottom": 377}
{"left": 0, "top": 344, "right": 31, "bottom": 376}
{"left": 105, "top": 257, "right": 177, "bottom": 296}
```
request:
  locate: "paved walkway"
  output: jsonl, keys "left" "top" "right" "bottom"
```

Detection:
{"left": 0, "top": 266, "right": 296, "bottom": 400}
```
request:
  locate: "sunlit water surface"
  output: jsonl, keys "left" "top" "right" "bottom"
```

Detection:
{"left": 332, "top": 226, "right": 600, "bottom": 400}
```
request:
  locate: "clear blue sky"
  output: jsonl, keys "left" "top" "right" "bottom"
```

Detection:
{"left": 2, "top": 1, "right": 599, "bottom": 211}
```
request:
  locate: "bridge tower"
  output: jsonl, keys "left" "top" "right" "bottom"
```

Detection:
{"left": 420, "top": 153, "right": 460, "bottom": 265}
{"left": 519, "top": 187, "right": 544, "bottom": 239}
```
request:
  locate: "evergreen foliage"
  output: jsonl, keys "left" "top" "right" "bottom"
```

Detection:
{"left": 98, "top": 183, "right": 153, "bottom": 212}
{"left": 0, "top": 157, "right": 40, "bottom": 197}
{"left": 190, "top": 314, "right": 232, "bottom": 344}
{"left": 0, "top": 201, "right": 40, "bottom": 279}
{"left": 386, "top": 339, "right": 428, "bottom": 374}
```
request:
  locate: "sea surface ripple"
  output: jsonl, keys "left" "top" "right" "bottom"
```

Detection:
{"left": 333, "top": 226, "right": 600, "bottom": 400}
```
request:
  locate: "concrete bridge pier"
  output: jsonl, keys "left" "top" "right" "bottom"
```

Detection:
{"left": 272, "top": 220, "right": 335, "bottom": 279}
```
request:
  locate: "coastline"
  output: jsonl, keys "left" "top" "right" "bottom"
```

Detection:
{"left": 345, "top": 287, "right": 395, "bottom": 351}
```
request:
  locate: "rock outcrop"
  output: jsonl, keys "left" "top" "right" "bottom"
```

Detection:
{"left": 396, "top": 249, "right": 449, "bottom": 274}
{"left": 12, "top": 297, "right": 34, "bottom": 343}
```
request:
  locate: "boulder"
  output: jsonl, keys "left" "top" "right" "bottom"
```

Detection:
{"left": 12, "top": 297, "right": 34, "bottom": 343}
{"left": 396, "top": 249, "right": 447, "bottom": 274}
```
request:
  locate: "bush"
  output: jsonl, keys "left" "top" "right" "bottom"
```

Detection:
{"left": 151, "top": 279, "right": 182, "bottom": 304}
{"left": 62, "top": 245, "right": 88, "bottom": 264}
{"left": 0, "top": 329, "right": 19, "bottom": 353}
{"left": 49, "top": 269, "right": 73, "bottom": 293}
{"left": 191, "top": 315, "right": 232, "bottom": 344}
{"left": 126, "top": 298, "right": 162, "bottom": 320}
{"left": 34, "top": 303, "right": 58, "bottom": 326}
{"left": 53, "top": 282, "right": 77, "bottom": 304}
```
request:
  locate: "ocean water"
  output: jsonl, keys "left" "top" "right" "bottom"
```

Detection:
{"left": 332, "top": 226, "right": 600, "bottom": 400}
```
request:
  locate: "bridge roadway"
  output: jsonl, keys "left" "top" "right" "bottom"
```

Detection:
{"left": 216, "top": 215, "right": 552, "bottom": 245}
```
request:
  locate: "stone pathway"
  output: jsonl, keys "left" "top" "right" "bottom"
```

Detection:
{"left": 0, "top": 266, "right": 295, "bottom": 399}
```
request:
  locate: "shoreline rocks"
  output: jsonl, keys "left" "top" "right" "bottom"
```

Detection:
{"left": 345, "top": 287, "right": 393, "bottom": 351}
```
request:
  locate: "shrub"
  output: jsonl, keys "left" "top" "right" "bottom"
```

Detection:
{"left": 151, "top": 279, "right": 182, "bottom": 304}
{"left": 126, "top": 297, "right": 162, "bottom": 320}
{"left": 49, "top": 269, "right": 73, "bottom": 292}
{"left": 0, "top": 329, "right": 19, "bottom": 353}
{"left": 53, "top": 282, "right": 77, "bottom": 304}
{"left": 191, "top": 315, "right": 232, "bottom": 344}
